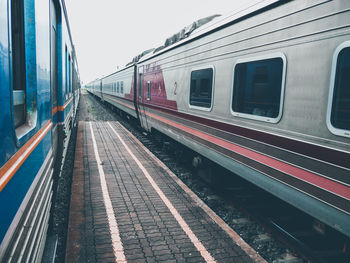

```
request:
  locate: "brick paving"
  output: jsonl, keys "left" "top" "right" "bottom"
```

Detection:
{"left": 66, "top": 121, "right": 264, "bottom": 263}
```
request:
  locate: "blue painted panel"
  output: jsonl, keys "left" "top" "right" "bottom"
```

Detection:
{"left": 0, "top": 132, "right": 51, "bottom": 244}
{"left": 0, "top": 0, "right": 16, "bottom": 166}
{"left": 0, "top": 0, "right": 52, "bottom": 244}
{"left": 58, "top": 100, "right": 72, "bottom": 123}
{"left": 52, "top": 112, "right": 58, "bottom": 123}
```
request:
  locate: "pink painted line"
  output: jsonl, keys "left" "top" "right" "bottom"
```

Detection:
{"left": 117, "top": 121, "right": 267, "bottom": 263}
{"left": 107, "top": 122, "right": 216, "bottom": 263}
{"left": 144, "top": 111, "right": 350, "bottom": 200}
{"left": 89, "top": 122, "right": 127, "bottom": 263}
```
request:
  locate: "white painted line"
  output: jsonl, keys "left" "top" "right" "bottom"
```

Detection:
{"left": 89, "top": 122, "right": 127, "bottom": 263}
{"left": 107, "top": 122, "right": 216, "bottom": 263}
{"left": 116, "top": 121, "right": 267, "bottom": 263}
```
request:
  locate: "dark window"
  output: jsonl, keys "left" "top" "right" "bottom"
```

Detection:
{"left": 117, "top": 82, "right": 120, "bottom": 93}
{"left": 147, "top": 81, "right": 151, "bottom": 100}
{"left": 232, "top": 57, "right": 284, "bottom": 119}
{"left": 65, "top": 46, "right": 68, "bottom": 97}
{"left": 138, "top": 74, "right": 143, "bottom": 98}
{"left": 68, "top": 54, "right": 71, "bottom": 94}
{"left": 11, "top": 0, "right": 26, "bottom": 128}
{"left": 121, "top": 81, "right": 124, "bottom": 94}
{"left": 331, "top": 47, "right": 350, "bottom": 130}
{"left": 190, "top": 68, "right": 213, "bottom": 108}
{"left": 50, "top": 0, "right": 58, "bottom": 107}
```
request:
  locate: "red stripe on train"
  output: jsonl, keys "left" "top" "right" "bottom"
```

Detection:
{"left": 145, "top": 110, "right": 350, "bottom": 200}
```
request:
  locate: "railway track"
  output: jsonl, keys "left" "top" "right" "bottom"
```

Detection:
{"left": 88, "top": 92, "right": 350, "bottom": 263}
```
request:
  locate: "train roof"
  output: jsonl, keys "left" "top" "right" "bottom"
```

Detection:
{"left": 87, "top": 0, "right": 287, "bottom": 85}
{"left": 61, "top": 0, "right": 80, "bottom": 74}
{"left": 138, "top": 0, "right": 288, "bottom": 63}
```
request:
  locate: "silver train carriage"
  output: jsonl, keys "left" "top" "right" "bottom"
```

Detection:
{"left": 87, "top": 0, "right": 350, "bottom": 238}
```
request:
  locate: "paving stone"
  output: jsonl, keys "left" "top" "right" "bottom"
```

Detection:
{"left": 66, "top": 121, "right": 259, "bottom": 263}
{"left": 142, "top": 247, "right": 154, "bottom": 257}
{"left": 155, "top": 253, "right": 176, "bottom": 261}
{"left": 186, "top": 256, "right": 205, "bottom": 263}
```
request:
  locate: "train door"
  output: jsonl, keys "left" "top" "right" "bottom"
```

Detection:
{"left": 133, "top": 64, "right": 140, "bottom": 121}
{"left": 50, "top": 0, "right": 58, "bottom": 159}
{"left": 137, "top": 66, "right": 150, "bottom": 130}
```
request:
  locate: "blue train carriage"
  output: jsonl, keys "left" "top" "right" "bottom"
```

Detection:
{"left": 54, "top": 0, "right": 80, "bottom": 169}
{"left": 0, "top": 0, "right": 80, "bottom": 262}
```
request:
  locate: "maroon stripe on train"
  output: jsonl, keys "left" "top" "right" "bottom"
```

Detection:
{"left": 103, "top": 93, "right": 134, "bottom": 104}
{"left": 149, "top": 107, "right": 350, "bottom": 184}
{"left": 139, "top": 102, "right": 350, "bottom": 170}
{"left": 149, "top": 116, "right": 350, "bottom": 214}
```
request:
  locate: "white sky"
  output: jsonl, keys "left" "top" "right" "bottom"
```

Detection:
{"left": 65, "top": 0, "right": 258, "bottom": 84}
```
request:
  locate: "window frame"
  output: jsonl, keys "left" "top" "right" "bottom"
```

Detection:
{"left": 10, "top": 0, "right": 38, "bottom": 142}
{"left": 68, "top": 54, "right": 72, "bottom": 96}
{"left": 188, "top": 65, "right": 215, "bottom": 112}
{"left": 65, "top": 46, "right": 68, "bottom": 99}
{"left": 11, "top": 0, "right": 26, "bottom": 129}
{"left": 230, "top": 53, "right": 287, "bottom": 123}
{"left": 326, "top": 41, "right": 350, "bottom": 138}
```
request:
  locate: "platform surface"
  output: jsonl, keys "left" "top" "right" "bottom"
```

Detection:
{"left": 66, "top": 121, "right": 265, "bottom": 263}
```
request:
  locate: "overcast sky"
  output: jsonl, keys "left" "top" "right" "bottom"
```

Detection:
{"left": 65, "top": 0, "right": 258, "bottom": 84}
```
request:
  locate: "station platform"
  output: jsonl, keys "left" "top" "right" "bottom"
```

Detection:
{"left": 66, "top": 121, "right": 266, "bottom": 263}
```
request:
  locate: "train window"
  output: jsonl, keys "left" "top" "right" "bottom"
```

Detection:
{"left": 65, "top": 46, "right": 67, "bottom": 98}
{"left": 138, "top": 77, "right": 142, "bottom": 97}
{"left": 11, "top": 0, "right": 26, "bottom": 128}
{"left": 117, "top": 82, "right": 120, "bottom": 93}
{"left": 327, "top": 42, "right": 350, "bottom": 137}
{"left": 138, "top": 67, "right": 144, "bottom": 99}
{"left": 231, "top": 54, "right": 286, "bottom": 123}
{"left": 121, "top": 81, "right": 124, "bottom": 94}
{"left": 147, "top": 81, "right": 151, "bottom": 100}
{"left": 68, "top": 54, "right": 72, "bottom": 96}
{"left": 189, "top": 67, "right": 214, "bottom": 110}
{"left": 10, "top": 0, "right": 38, "bottom": 139}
